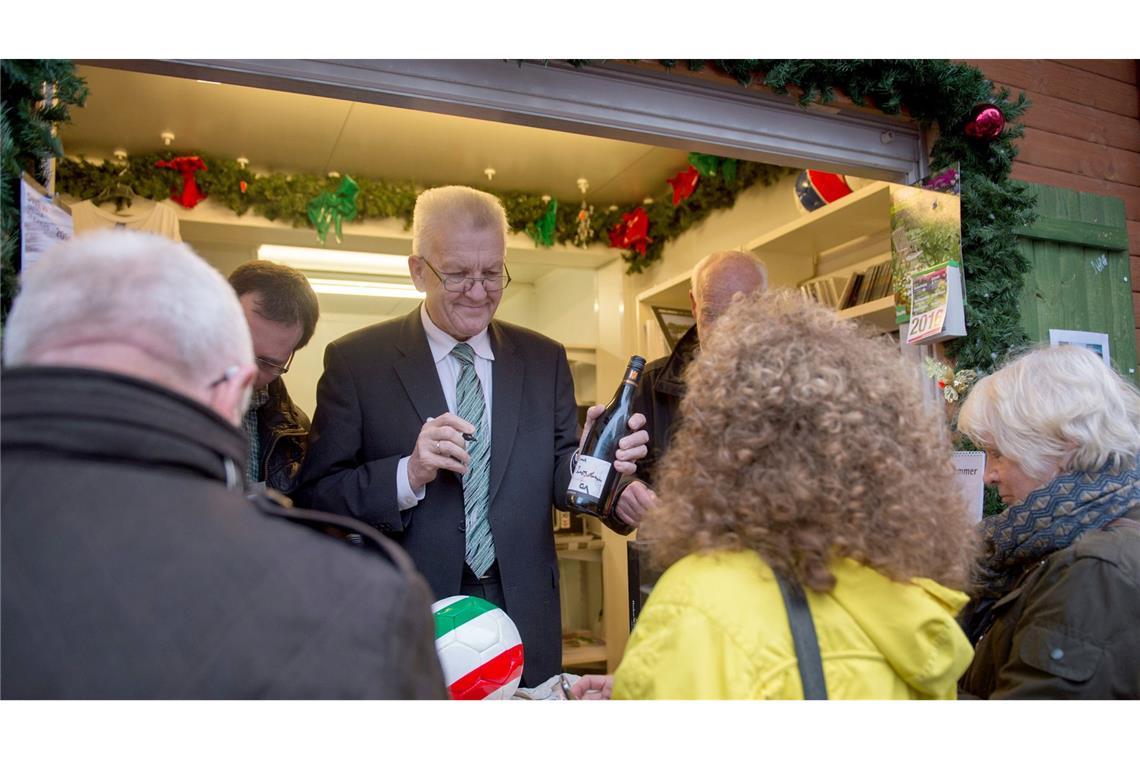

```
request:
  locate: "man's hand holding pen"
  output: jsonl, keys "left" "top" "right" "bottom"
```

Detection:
{"left": 408, "top": 413, "right": 477, "bottom": 491}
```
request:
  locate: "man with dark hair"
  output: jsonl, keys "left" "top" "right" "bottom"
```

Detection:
{"left": 228, "top": 260, "right": 320, "bottom": 494}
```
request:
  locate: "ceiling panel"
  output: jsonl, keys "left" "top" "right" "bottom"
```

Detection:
{"left": 61, "top": 64, "right": 693, "bottom": 205}
{"left": 62, "top": 66, "right": 353, "bottom": 172}
{"left": 327, "top": 104, "right": 689, "bottom": 203}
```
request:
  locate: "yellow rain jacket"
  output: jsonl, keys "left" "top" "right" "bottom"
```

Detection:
{"left": 613, "top": 550, "right": 973, "bottom": 699}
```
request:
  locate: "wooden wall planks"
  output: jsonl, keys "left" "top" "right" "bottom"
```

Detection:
{"left": 968, "top": 59, "right": 1139, "bottom": 356}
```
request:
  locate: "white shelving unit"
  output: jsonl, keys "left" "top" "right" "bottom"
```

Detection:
{"left": 556, "top": 529, "right": 607, "bottom": 670}
{"left": 745, "top": 180, "right": 899, "bottom": 333}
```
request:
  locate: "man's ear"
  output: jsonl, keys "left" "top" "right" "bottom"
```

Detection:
{"left": 208, "top": 364, "right": 257, "bottom": 426}
{"left": 408, "top": 255, "right": 428, "bottom": 292}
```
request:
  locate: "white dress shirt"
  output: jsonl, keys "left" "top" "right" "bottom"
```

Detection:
{"left": 396, "top": 303, "right": 495, "bottom": 510}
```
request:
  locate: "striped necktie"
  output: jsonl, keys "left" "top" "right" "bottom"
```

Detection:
{"left": 451, "top": 342, "right": 495, "bottom": 577}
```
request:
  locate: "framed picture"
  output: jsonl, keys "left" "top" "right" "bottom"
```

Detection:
{"left": 1049, "top": 329, "right": 1111, "bottom": 367}
{"left": 652, "top": 306, "right": 695, "bottom": 352}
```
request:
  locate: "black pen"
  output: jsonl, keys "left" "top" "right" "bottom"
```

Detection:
{"left": 427, "top": 417, "right": 476, "bottom": 443}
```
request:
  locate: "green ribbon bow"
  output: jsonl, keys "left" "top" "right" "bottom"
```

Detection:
{"left": 528, "top": 198, "right": 558, "bottom": 248}
{"left": 307, "top": 175, "right": 360, "bottom": 244}
{"left": 688, "top": 152, "right": 738, "bottom": 184}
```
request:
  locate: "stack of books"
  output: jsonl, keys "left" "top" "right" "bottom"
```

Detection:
{"left": 800, "top": 259, "right": 895, "bottom": 312}
{"left": 798, "top": 276, "right": 842, "bottom": 308}
{"left": 836, "top": 260, "right": 894, "bottom": 310}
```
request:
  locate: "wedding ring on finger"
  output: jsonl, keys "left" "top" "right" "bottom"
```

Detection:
{"left": 434, "top": 440, "right": 441, "bottom": 453}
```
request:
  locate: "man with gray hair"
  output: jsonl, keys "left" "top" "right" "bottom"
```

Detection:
{"left": 297, "top": 185, "right": 649, "bottom": 687}
{"left": 1, "top": 230, "right": 445, "bottom": 698}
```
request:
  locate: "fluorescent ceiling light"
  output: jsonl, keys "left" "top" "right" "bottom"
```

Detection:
{"left": 258, "top": 245, "right": 411, "bottom": 277}
{"left": 306, "top": 277, "right": 424, "bottom": 300}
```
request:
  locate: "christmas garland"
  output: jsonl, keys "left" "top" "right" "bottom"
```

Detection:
{"left": 56, "top": 150, "right": 789, "bottom": 276}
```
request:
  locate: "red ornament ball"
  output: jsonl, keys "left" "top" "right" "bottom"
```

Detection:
{"left": 964, "top": 105, "right": 1005, "bottom": 141}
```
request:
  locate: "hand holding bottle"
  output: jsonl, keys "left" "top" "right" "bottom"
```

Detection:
{"left": 579, "top": 404, "right": 649, "bottom": 476}
{"left": 614, "top": 478, "right": 658, "bottom": 528}
{"left": 567, "top": 356, "right": 650, "bottom": 518}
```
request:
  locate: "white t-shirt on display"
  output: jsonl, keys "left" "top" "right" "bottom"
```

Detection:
{"left": 70, "top": 200, "right": 182, "bottom": 241}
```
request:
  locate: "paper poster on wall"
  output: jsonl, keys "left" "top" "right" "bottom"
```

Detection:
{"left": 889, "top": 184, "right": 963, "bottom": 326}
{"left": 1049, "top": 329, "right": 1111, "bottom": 368}
{"left": 906, "top": 261, "right": 967, "bottom": 345}
{"left": 20, "top": 174, "right": 72, "bottom": 269}
{"left": 953, "top": 451, "right": 986, "bottom": 524}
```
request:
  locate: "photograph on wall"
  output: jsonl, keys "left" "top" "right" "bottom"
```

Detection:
{"left": 1049, "top": 329, "right": 1111, "bottom": 367}
{"left": 652, "top": 306, "right": 696, "bottom": 351}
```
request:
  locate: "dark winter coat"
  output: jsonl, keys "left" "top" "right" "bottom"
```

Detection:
{"left": 1, "top": 366, "right": 446, "bottom": 699}
{"left": 258, "top": 377, "right": 310, "bottom": 494}
{"left": 629, "top": 324, "right": 699, "bottom": 488}
{"left": 959, "top": 503, "right": 1140, "bottom": 699}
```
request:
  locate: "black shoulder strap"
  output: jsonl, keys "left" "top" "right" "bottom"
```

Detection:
{"left": 774, "top": 572, "right": 828, "bottom": 700}
{"left": 247, "top": 486, "right": 417, "bottom": 576}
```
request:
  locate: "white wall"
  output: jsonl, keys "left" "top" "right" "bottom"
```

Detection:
{"left": 288, "top": 310, "right": 380, "bottom": 417}
{"left": 533, "top": 268, "right": 598, "bottom": 349}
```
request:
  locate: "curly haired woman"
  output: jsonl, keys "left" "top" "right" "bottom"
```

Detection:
{"left": 956, "top": 345, "right": 1140, "bottom": 698}
{"left": 600, "top": 290, "right": 976, "bottom": 699}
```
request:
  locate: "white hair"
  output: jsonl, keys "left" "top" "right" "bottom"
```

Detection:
{"left": 958, "top": 344, "right": 1140, "bottom": 480}
{"left": 691, "top": 249, "right": 769, "bottom": 298}
{"left": 4, "top": 230, "right": 253, "bottom": 388}
{"left": 411, "top": 185, "right": 508, "bottom": 263}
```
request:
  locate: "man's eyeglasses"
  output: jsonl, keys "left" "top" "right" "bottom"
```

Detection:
{"left": 256, "top": 353, "right": 294, "bottom": 377}
{"left": 416, "top": 256, "right": 511, "bottom": 293}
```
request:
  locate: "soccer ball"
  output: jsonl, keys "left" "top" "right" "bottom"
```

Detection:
{"left": 432, "top": 595, "right": 525, "bottom": 700}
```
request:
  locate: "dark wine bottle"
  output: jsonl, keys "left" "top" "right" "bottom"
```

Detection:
{"left": 565, "top": 355, "right": 646, "bottom": 518}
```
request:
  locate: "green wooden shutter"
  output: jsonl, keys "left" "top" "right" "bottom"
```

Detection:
{"left": 1016, "top": 183, "right": 1137, "bottom": 385}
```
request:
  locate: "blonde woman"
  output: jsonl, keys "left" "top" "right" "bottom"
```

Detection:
{"left": 956, "top": 345, "right": 1140, "bottom": 698}
{"left": 597, "top": 290, "right": 976, "bottom": 699}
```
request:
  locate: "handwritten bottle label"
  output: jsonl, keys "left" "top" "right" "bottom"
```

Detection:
{"left": 567, "top": 454, "right": 611, "bottom": 499}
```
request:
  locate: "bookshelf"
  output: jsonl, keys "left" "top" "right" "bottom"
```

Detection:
{"left": 745, "top": 181, "right": 898, "bottom": 333}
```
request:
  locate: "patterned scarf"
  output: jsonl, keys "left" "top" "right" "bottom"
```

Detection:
{"left": 973, "top": 460, "right": 1140, "bottom": 602}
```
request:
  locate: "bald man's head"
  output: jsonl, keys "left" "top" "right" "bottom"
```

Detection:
{"left": 690, "top": 251, "right": 768, "bottom": 341}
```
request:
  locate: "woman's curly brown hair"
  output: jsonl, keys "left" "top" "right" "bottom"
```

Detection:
{"left": 640, "top": 289, "right": 976, "bottom": 593}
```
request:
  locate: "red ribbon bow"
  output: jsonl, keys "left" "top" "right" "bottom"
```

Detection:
{"left": 609, "top": 208, "right": 652, "bottom": 255}
{"left": 155, "top": 156, "right": 208, "bottom": 208}
{"left": 667, "top": 166, "right": 700, "bottom": 205}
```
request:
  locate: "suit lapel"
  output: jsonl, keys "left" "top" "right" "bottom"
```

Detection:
{"left": 393, "top": 309, "right": 449, "bottom": 424}
{"left": 488, "top": 322, "right": 522, "bottom": 509}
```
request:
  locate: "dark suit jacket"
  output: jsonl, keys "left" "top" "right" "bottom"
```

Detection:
{"left": 296, "top": 308, "right": 579, "bottom": 685}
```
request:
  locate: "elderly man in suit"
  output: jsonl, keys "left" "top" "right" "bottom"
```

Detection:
{"left": 297, "top": 185, "right": 649, "bottom": 686}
